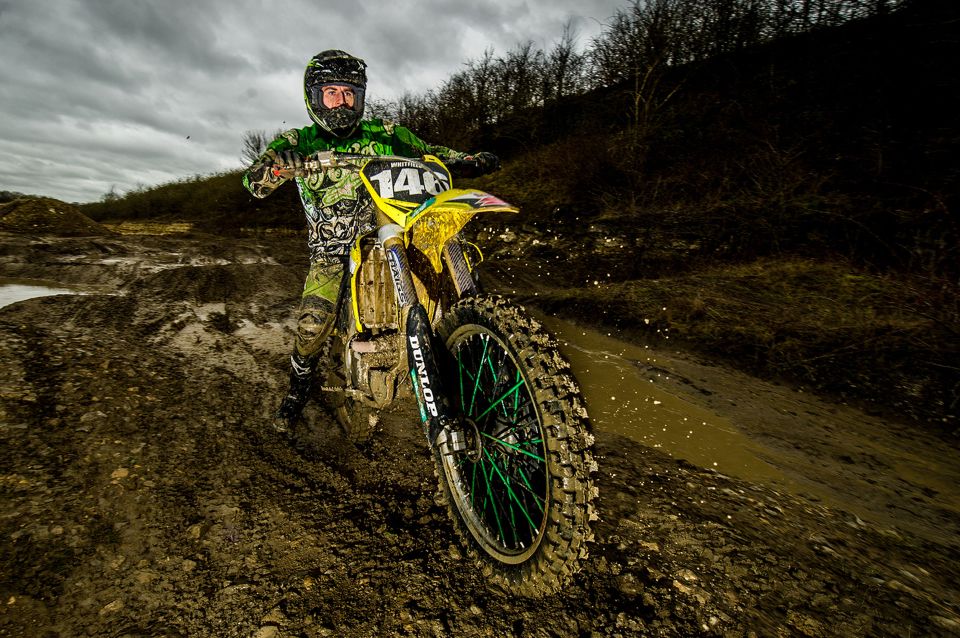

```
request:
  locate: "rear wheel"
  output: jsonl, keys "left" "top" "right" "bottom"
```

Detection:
{"left": 323, "top": 338, "right": 379, "bottom": 443}
{"left": 435, "top": 295, "right": 597, "bottom": 595}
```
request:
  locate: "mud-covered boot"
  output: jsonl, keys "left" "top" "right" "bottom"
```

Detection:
{"left": 273, "top": 352, "right": 317, "bottom": 434}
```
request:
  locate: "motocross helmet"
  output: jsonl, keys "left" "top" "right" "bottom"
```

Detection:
{"left": 304, "top": 50, "right": 367, "bottom": 138}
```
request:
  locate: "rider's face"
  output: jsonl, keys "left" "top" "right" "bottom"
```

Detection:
{"left": 321, "top": 84, "right": 356, "bottom": 109}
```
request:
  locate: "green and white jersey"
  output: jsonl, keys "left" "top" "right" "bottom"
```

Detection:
{"left": 243, "top": 119, "right": 467, "bottom": 263}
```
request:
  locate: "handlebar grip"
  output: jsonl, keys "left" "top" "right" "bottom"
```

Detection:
{"left": 443, "top": 157, "right": 482, "bottom": 177}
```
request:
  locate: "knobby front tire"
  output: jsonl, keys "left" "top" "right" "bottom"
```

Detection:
{"left": 435, "top": 295, "right": 598, "bottom": 596}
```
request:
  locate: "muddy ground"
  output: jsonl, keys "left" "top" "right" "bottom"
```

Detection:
{"left": 1, "top": 229, "right": 959, "bottom": 637}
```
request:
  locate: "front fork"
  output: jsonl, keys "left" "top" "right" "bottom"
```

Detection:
{"left": 378, "top": 224, "right": 470, "bottom": 452}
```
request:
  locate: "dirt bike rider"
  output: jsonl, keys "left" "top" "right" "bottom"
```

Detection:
{"left": 242, "top": 50, "right": 500, "bottom": 432}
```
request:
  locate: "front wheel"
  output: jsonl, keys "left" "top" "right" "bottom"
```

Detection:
{"left": 435, "top": 295, "right": 597, "bottom": 596}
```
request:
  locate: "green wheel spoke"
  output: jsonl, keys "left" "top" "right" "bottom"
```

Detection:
{"left": 499, "top": 454, "right": 520, "bottom": 548}
{"left": 480, "top": 431, "right": 546, "bottom": 462}
{"left": 483, "top": 448, "right": 540, "bottom": 534}
{"left": 480, "top": 453, "right": 507, "bottom": 542}
{"left": 516, "top": 466, "right": 546, "bottom": 513}
{"left": 486, "top": 353, "right": 511, "bottom": 418}
{"left": 476, "top": 378, "right": 526, "bottom": 422}
{"left": 457, "top": 354, "right": 468, "bottom": 413}
{"left": 486, "top": 355, "right": 500, "bottom": 385}
{"left": 468, "top": 336, "right": 491, "bottom": 417}
{"left": 512, "top": 370, "right": 522, "bottom": 419}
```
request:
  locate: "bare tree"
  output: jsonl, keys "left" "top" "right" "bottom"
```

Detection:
{"left": 240, "top": 129, "right": 281, "bottom": 165}
{"left": 543, "top": 21, "right": 587, "bottom": 104}
{"left": 487, "top": 41, "right": 544, "bottom": 119}
{"left": 465, "top": 48, "right": 497, "bottom": 130}
{"left": 101, "top": 185, "right": 121, "bottom": 203}
{"left": 586, "top": 0, "right": 688, "bottom": 172}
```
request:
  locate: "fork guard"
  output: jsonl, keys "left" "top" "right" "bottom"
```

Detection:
{"left": 380, "top": 223, "right": 463, "bottom": 451}
{"left": 406, "top": 302, "right": 454, "bottom": 448}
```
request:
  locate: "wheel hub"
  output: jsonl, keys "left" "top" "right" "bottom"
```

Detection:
{"left": 462, "top": 417, "right": 482, "bottom": 462}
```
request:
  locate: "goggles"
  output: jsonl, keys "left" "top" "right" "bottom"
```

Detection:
{"left": 309, "top": 82, "right": 365, "bottom": 111}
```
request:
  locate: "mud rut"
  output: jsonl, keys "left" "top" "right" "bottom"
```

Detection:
{"left": 1, "top": 232, "right": 958, "bottom": 637}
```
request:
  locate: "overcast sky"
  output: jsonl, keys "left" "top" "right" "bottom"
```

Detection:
{"left": 0, "top": 0, "right": 623, "bottom": 203}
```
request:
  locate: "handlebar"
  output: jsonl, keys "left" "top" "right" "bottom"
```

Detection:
{"left": 271, "top": 151, "right": 478, "bottom": 178}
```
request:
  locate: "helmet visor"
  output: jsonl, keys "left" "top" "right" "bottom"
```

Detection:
{"left": 309, "top": 82, "right": 365, "bottom": 113}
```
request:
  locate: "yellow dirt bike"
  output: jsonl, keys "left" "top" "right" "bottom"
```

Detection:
{"left": 292, "top": 151, "right": 597, "bottom": 596}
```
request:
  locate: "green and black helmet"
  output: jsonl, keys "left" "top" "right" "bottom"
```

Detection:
{"left": 304, "top": 50, "right": 367, "bottom": 138}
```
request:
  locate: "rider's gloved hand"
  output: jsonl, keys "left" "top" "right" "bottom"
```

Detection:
{"left": 274, "top": 149, "right": 305, "bottom": 173}
{"left": 466, "top": 152, "right": 500, "bottom": 175}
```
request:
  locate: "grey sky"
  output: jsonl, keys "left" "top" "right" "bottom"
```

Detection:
{"left": 0, "top": 0, "right": 622, "bottom": 203}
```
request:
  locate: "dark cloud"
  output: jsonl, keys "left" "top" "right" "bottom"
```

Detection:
{"left": 0, "top": 0, "right": 620, "bottom": 203}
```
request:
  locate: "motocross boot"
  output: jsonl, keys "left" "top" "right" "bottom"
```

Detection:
{"left": 273, "top": 351, "right": 318, "bottom": 434}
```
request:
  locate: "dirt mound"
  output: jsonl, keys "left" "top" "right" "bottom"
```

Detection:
{"left": 0, "top": 197, "right": 115, "bottom": 236}
{"left": 133, "top": 262, "right": 301, "bottom": 305}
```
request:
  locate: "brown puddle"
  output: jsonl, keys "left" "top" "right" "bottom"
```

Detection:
{"left": 536, "top": 315, "right": 787, "bottom": 484}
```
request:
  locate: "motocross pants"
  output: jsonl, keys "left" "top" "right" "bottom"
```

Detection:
{"left": 277, "top": 259, "right": 346, "bottom": 423}
{"left": 293, "top": 259, "right": 346, "bottom": 360}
